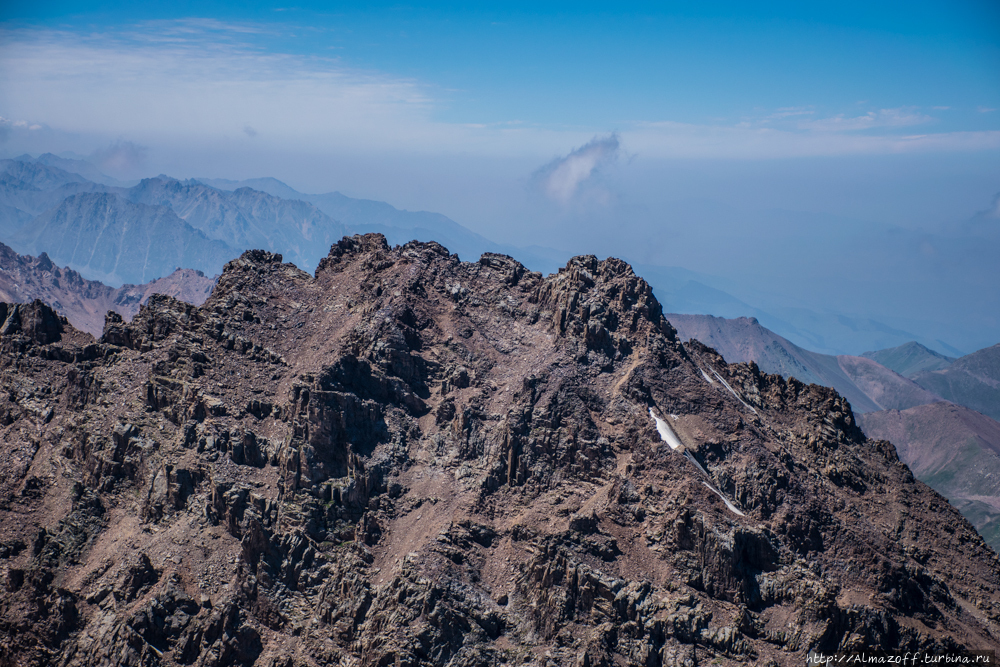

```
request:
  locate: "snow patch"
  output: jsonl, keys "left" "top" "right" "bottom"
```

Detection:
{"left": 700, "top": 368, "right": 714, "bottom": 384}
{"left": 646, "top": 406, "right": 746, "bottom": 518}
{"left": 701, "top": 481, "right": 746, "bottom": 517}
{"left": 649, "top": 408, "right": 683, "bottom": 450}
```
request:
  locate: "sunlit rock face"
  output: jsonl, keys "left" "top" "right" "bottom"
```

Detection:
{"left": 0, "top": 234, "right": 998, "bottom": 666}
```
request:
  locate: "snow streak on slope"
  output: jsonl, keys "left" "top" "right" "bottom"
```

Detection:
{"left": 649, "top": 407, "right": 746, "bottom": 516}
{"left": 683, "top": 450, "right": 710, "bottom": 478}
{"left": 702, "top": 481, "right": 746, "bottom": 517}
{"left": 711, "top": 369, "right": 758, "bottom": 414}
{"left": 650, "top": 408, "right": 683, "bottom": 450}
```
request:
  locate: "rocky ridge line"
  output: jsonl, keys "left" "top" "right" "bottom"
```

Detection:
{"left": 0, "top": 234, "right": 997, "bottom": 666}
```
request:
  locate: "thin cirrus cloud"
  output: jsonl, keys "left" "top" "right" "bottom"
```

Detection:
{"left": 0, "top": 25, "right": 441, "bottom": 151}
{"left": 796, "top": 108, "right": 932, "bottom": 132}
{"left": 631, "top": 115, "right": 1000, "bottom": 159}
{"left": 0, "top": 22, "right": 998, "bottom": 162}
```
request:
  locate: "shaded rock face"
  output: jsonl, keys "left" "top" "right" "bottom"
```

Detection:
{"left": 0, "top": 234, "right": 998, "bottom": 667}
{"left": 0, "top": 299, "right": 65, "bottom": 344}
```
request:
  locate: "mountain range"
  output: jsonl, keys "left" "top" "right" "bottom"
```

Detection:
{"left": 665, "top": 313, "right": 941, "bottom": 414}
{"left": 0, "top": 241, "right": 215, "bottom": 336}
{"left": 862, "top": 340, "right": 956, "bottom": 377}
{"left": 0, "top": 153, "right": 972, "bottom": 357}
{"left": 5, "top": 220, "right": 1000, "bottom": 558}
{"left": 1, "top": 236, "right": 998, "bottom": 665}
{"left": 910, "top": 344, "right": 1000, "bottom": 422}
{"left": 5, "top": 149, "right": 1000, "bottom": 556}
{"left": 18, "top": 192, "right": 236, "bottom": 286}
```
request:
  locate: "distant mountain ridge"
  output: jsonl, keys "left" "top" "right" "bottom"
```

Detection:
{"left": 28, "top": 152, "right": 133, "bottom": 186}
{"left": 0, "top": 241, "right": 215, "bottom": 335}
{"left": 911, "top": 344, "right": 1000, "bottom": 422}
{"left": 0, "top": 160, "right": 350, "bottom": 284}
{"left": 14, "top": 191, "right": 236, "bottom": 285}
{"left": 862, "top": 341, "right": 956, "bottom": 377}
{"left": 665, "top": 313, "right": 941, "bottom": 413}
{"left": 126, "top": 176, "right": 348, "bottom": 272}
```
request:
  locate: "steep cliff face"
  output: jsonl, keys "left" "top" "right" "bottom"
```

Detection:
{"left": 0, "top": 235, "right": 998, "bottom": 667}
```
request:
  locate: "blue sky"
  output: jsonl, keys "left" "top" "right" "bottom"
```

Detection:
{"left": 3, "top": 1, "right": 998, "bottom": 151}
{"left": 1, "top": 1, "right": 999, "bottom": 352}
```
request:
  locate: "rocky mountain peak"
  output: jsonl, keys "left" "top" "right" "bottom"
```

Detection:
{"left": 0, "top": 236, "right": 998, "bottom": 665}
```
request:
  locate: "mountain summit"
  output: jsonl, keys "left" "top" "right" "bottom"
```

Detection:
{"left": 0, "top": 235, "right": 998, "bottom": 665}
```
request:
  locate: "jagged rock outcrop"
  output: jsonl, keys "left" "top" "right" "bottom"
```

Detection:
{"left": 0, "top": 299, "right": 65, "bottom": 345}
{"left": 0, "top": 234, "right": 998, "bottom": 666}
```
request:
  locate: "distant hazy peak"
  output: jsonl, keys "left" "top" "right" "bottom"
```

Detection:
{"left": 10, "top": 152, "right": 124, "bottom": 186}
{"left": 0, "top": 158, "right": 93, "bottom": 191}
{"left": 195, "top": 176, "right": 308, "bottom": 201}
{"left": 908, "top": 343, "right": 1000, "bottom": 422}
{"left": 862, "top": 340, "right": 956, "bottom": 378}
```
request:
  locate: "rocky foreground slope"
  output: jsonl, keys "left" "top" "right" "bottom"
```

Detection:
{"left": 0, "top": 235, "right": 998, "bottom": 666}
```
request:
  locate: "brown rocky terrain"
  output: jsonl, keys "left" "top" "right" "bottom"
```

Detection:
{"left": 669, "top": 308, "right": 1000, "bottom": 559}
{"left": 0, "top": 234, "right": 998, "bottom": 666}
{"left": 0, "top": 242, "right": 216, "bottom": 336}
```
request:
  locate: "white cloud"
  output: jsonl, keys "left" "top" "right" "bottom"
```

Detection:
{"left": 532, "top": 134, "right": 620, "bottom": 204}
{"left": 0, "top": 25, "right": 445, "bottom": 152}
{"left": 0, "top": 115, "right": 42, "bottom": 142}
{"left": 0, "top": 24, "right": 997, "bottom": 164}
{"left": 762, "top": 107, "right": 815, "bottom": 121}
